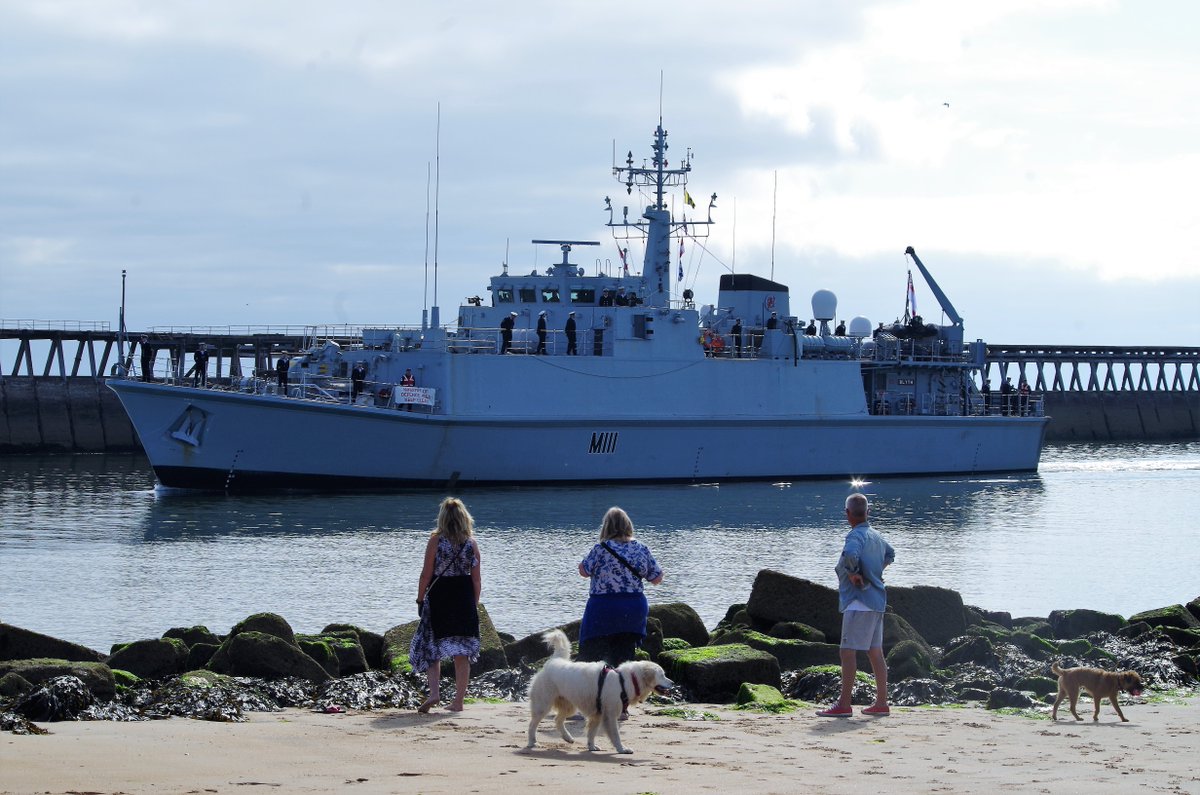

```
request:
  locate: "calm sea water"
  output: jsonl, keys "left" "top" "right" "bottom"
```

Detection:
{"left": 1, "top": 442, "right": 1198, "bottom": 652}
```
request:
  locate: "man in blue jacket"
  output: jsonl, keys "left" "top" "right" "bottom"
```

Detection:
{"left": 818, "top": 493, "right": 895, "bottom": 717}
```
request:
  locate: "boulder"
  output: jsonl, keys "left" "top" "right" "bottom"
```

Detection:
{"left": 783, "top": 665, "right": 873, "bottom": 705}
{"left": 661, "top": 637, "right": 692, "bottom": 653}
{"left": 1129, "top": 605, "right": 1200, "bottom": 631}
{"left": 502, "top": 621, "right": 582, "bottom": 667}
{"left": 298, "top": 633, "right": 369, "bottom": 677}
{"left": 207, "top": 631, "right": 331, "bottom": 682}
{"left": 648, "top": 603, "right": 710, "bottom": 648}
{"left": 642, "top": 617, "right": 664, "bottom": 663}
{"left": 0, "top": 659, "right": 116, "bottom": 700}
{"left": 744, "top": 570, "right": 842, "bottom": 640}
{"left": 228, "top": 613, "right": 296, "bottom": 646}
{"left": 1056, "top": 638, "right": 1094, "bottom": 658}
{"left": 942, "top": 636, "right": 998, "bottom": 669}
{"left": 982, "top": 610, "right": 1013, "bottom": 629}
{"left": 986, "top": 687, "right": 1035, "bottom": 710}
{"left": 296, "top": 639, "right": 339, "bottom": 677}
{"left": 886, "top": 640, "right": 935, "bottom": 682}
{"left": 0, "top": 671, "right": 33, "bottom": 699}
{"left": 1010, "top": 675, "right": 1057, "bottom": 697}
{"left": 382, "top": 622, "right": 419, "bottom": 675}
{"left": 890, "top": 678, "right": 952, "bottom": 706}
{"left": 321, "top": 624, "right": 386, "bottom": 669}
{"left": 12, "top": 675, "right": 94, "bottom": 722}
{"left": 1047, "top": 609, "right": 1127, "bottom": 638}
{"left": 1012, "top": 617, "right": 1053, "bottom": 637}
{"left": 1159, "top": 626, "right": 1200, "bottom": 650}
{"left": 706, "top": 628, "right": 840, "bottom": 671}
{"left": 0, "top": 623, "right": 105, "bottom": 663}
{"left": 106, "top": 638, "right": 189, "bottom": 680}
{"left": 884, "top": 613, "right": 936, "bottom": 662}
{"left": 163, "top": 626, "right": 221, "bottom": 649}
{"left": 767, "top": 622, "right": 826, "bottom": 642}
{"left": 659, "top": 643, "right": 781, "bottom": 703}
{"left": 1009, "top": 630, "right": 1057, "bottom": 660}
{"left": 713, "top": 603, "right": 748, "bottom": 633}
{"left": 1117, "top": 622, "right": 1155, "bottom": 640}
{"left": 186, "top": 643, "right": 220, "bottom": 671}
{"left": 474, "top": 604, "right": 509, "bottom": 675}
{"left": 735, "top": 683, "right": 789, "bottom": 710}
{"left": 887, "top": 585, "right": 966, "bottom": 647}
{"left": 1187, "top": 597, "right": 1200, "bottom": 623}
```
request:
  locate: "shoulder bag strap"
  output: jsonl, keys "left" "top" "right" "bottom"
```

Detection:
{"left": 601, "top": 541, "right": 644, "bottom": 580}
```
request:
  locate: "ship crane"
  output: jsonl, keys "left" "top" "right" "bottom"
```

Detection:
{"left": 905, "top": 246, "right": 963, "bottom": 327}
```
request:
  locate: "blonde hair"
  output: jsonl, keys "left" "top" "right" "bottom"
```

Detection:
{"left": 435, "top": 497, "right": 475, "bottom": 544}
{"left": 599, "top": 506, "right": 634, "bottom": 541}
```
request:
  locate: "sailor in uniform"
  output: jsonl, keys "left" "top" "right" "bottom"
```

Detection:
{"left": 276, "top": 354, "right": 290, "bottom": 394}
{"left": 193, "top": 343, "right": 210, "bottom": 387}
{"left": 350, "top": 360, "right": 368, "bottom": 402}
{"left": 500, "top": 312, "right": 516, "bottom": 354}
{"left": 536, "top": 311, "right": 547, "bottom": 354}
{"left": 565, "top": 312, "right": 577, "bottom": 355}
{"left": 766, "top": 312, "right": 778, "bottom": 330}
{"left": 731, "top": 318, "right": 743, "bottom": 358}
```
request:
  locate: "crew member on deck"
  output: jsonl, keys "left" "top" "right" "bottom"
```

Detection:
{"left": 805, "top": 320, "right": 817, "bottom": 336}
{"left": 193, "top": 344, "right": 210, "bottom": 388}
{"left": 351, "top": 361, "right": 368, "bottom": 402}
{"left": 276, "top": 354, "right": 290, "bottom": 394}
{"left": 401, "top": 367, "right": 416, "bottom": 410}
{"left": 536, "top": 311, "right": 547, "bottom": 354}
{"left": 565, "top": 312, "right": 577, "bottom": 356}
{"left": 835, "top": 320, "right": 846, "bottom": 336}
{"left": 731, "top": 318, "right": 743, "bottom": 358}
{"left": 500, "top": 312, "right": 516, "bottom": 354}
{"left": 139, "top": 336, "right": 154, "bottom": 382}
{"left": 766, "top": 312, "right": 778, "bottom": 330}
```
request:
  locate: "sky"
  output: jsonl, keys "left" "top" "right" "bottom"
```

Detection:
{"left": 2, "top": 0, "right": 1198, "bottom": 347}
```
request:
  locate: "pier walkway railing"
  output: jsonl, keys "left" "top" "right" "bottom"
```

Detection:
{"left": 983, "top": 345, "right": 1200, "bottom": 393}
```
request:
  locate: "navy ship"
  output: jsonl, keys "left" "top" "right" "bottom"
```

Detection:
{"left": 108, "top": 119, "right": 1046, "bottom": 491}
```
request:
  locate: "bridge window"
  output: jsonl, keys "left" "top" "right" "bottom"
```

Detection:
{"left": 571, "top": 288, "right": 596, "bottom": 304}
{"left": 541, "top": 287, "right": 561, "bottom": 303}
{"left": 496, "top": 289, "right": 514, "bottom": 303}
{"left": 519, "top": 288, "right": 537, "bottom": 303}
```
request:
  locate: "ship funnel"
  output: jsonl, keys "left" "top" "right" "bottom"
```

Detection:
{"left": 811, "top": 290, "right": 837, "bottom": 322}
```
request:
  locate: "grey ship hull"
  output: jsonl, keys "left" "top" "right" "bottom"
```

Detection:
{"left": 110, "top": 380, "right": 1046, "bottom": 492}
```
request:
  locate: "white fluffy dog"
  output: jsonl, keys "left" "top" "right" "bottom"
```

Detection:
{"left": 525, "top": 629, "right": 674, "bottom": 754}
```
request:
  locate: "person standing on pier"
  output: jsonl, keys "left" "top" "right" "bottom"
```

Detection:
{"left": 565, "top": 312, "right": 577, "bottom": 355}
{"left": 577, "top": 506, "right": 664, "bottom": 701}
{"left": 411, "top": 497, "right": 482, "bottom": 713}
{"left": 818, "top": 493, "right": 895, "bottom": 718}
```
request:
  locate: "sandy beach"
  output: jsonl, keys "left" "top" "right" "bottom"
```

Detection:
{"left": 3, "top": 697, "right": 1197, "bottom": 795}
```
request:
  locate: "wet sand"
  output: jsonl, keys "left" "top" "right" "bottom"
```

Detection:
{"left": 2, "top": 697, "right": 1197, "bottom": 794}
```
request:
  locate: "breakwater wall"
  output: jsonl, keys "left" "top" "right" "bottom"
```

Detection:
{"left": 1, "top": 376, "right": 1196, "bottom": 453}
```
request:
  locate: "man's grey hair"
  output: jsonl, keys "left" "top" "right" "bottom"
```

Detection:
{"left": 845, "top": 493, "right": 869, "bottom": 519}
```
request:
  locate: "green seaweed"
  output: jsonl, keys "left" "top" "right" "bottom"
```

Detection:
{"left": 649, "top": 707, "right": 721, "bottom": 721}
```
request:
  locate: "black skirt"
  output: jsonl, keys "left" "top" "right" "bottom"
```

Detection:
{"left": 428, "top": 575, "right": 479, "bottom": 640}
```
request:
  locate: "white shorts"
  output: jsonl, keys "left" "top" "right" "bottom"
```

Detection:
{"left": 840, "top": 610, "right": 884, "bottom": 650}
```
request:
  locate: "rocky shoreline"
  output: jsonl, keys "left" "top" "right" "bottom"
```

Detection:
{"left": 3, "top": 570, "right": 1198, "bottom": 735}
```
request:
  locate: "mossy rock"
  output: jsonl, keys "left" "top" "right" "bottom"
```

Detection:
{"left": 1048, "top": 609, "right": 1127, "bottom": 639}
{"left": 1013, "top": 619, "right": 1054, "bottom": 639}
{"left": 207, "top": 631, "right": 331, "bottom": 682}
{"left": 106, "top": 637, "right": 189, "bottom": 680}
{"left": 228, "top": 613, "right": 296, "bottom": 646}
{"left": 1187, "top": 597, "right": 1200, "bottom": 623}
{"left": 297, "top": 639, "right": 339, "bottom": 677}
{"left": 1010, "top": 630, "right": 1058, "bottom": 660}
{"left": 162, "top": 626, "right": 221, "bottom": 649}
{"left": 502, "top": 621, "right": 581, "bottom": 667}
{"left": 1129, "top": 605, "right": 1200, "bottom": 631}
{"left": 1011, "top": 675, "right": 1057, "bottom": 696}
{"left": 706, "top": 628, "right": 839, "bottom": 672}
{"left": 180, "top": 669, "right": 232, "bottom": 687}
{"left": 298, "top": 632, "right": 369, "bottom": 676}
{"left": 735, "top": 683, "right": 794, "bottom": 712}
{"left": 1159, "top": 626, "right": 1200, "bottom": 650}
{"left": 380, "top": 603, "right": 507, "bottom": 676}
{"left": 1056, "top": 638, "right": 1093, "bottom": 657}
{"left": 648, "top": 603, "right": 709, "bottom": 648}
{"left": 472, "top": 603, "right": 509, "bottom": 674}
{"left": 0, "top": 623, "right": 105, "bottom": 663}
{"left": 321, "top": 624, "right": 386, "bottom": 669}
{"left": 713, "top": 603, "right": 748, "bottom": 633}
{"left": 982, "top": 610, "right": 1013, "bottom": 629}
{"left": 110, "top": 669, "right": 141, "bottom": 689}
{"left": 186, "top": 643, "right": 220, "bottom": 671}
{"left": 767, "top": 622, "right": 826, "bottom": 642}
{"left": 962, "top": 605, "right": 987, "bottom": 627}
{"left": 886, "top": 639, "right": 935, "bottom": 681}
{"left": 0, "top": 659, "right": 115, "bottom": 700}
{"left": 966, "top": 623, "right": 1012, "bottom": 644}
{"left": 382, "top": 622, "right": 419, "bottom": 675}
{"left": 884, "top": 612, "right": 936, "bottom": 663}
{"left": 942, "top": 635, "right": 998, "bottom": 668}
{"left": 662, "top": 637, "right": 692, "bottom": 652}
{"left": 659, "top": 643, "right": 781, "bottom": 703}
{"left": 744, "top": 570, "right": 842, "bottom": 640}
{"left": 986, "top": 687, "right": 1035, "bottom": 710}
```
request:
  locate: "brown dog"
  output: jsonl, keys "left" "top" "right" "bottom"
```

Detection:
{"left": 1050, "top": 662, "right": 1144, "bottom": 722}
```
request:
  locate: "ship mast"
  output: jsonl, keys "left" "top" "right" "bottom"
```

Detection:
{"left": 606, "top": 121, "right": 716, "bottom": 308}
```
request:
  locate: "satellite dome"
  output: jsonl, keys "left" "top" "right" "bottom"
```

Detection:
{"left": 811, "top": 290, "right": 837, "bottom": 322}
{"left": 848, "top": 316, "right": 873, "bottom": 338}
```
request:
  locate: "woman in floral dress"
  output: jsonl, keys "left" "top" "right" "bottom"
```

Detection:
{"left": 410, "top": 497, "right": 481, "bottom": 712}
{"left": 577, "top": 506, "right": 664, "bottom": 667}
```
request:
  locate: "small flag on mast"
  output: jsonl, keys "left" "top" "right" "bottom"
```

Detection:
{"left": 616, "top": 243, "right": 628, "bottom": 275}
{"left": 678, "top": 236, "right": 685, "bottom": 282}
{"left": 684, "top": 190, "right": 696, "bottom": 209}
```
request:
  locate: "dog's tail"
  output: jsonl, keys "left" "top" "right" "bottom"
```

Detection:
{"left": 1051, "top": 661, "right": 1064, "bottom": 675}
{"left": 542, "top": 629, "right": 572, "bottom": 660}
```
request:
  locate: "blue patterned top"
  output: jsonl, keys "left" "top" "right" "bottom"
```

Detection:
{"left": 580, "top": 539, "right": 662, "bottom": 595}
{"left": 435, "top": 537, "right": 478, "bottom": 576}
